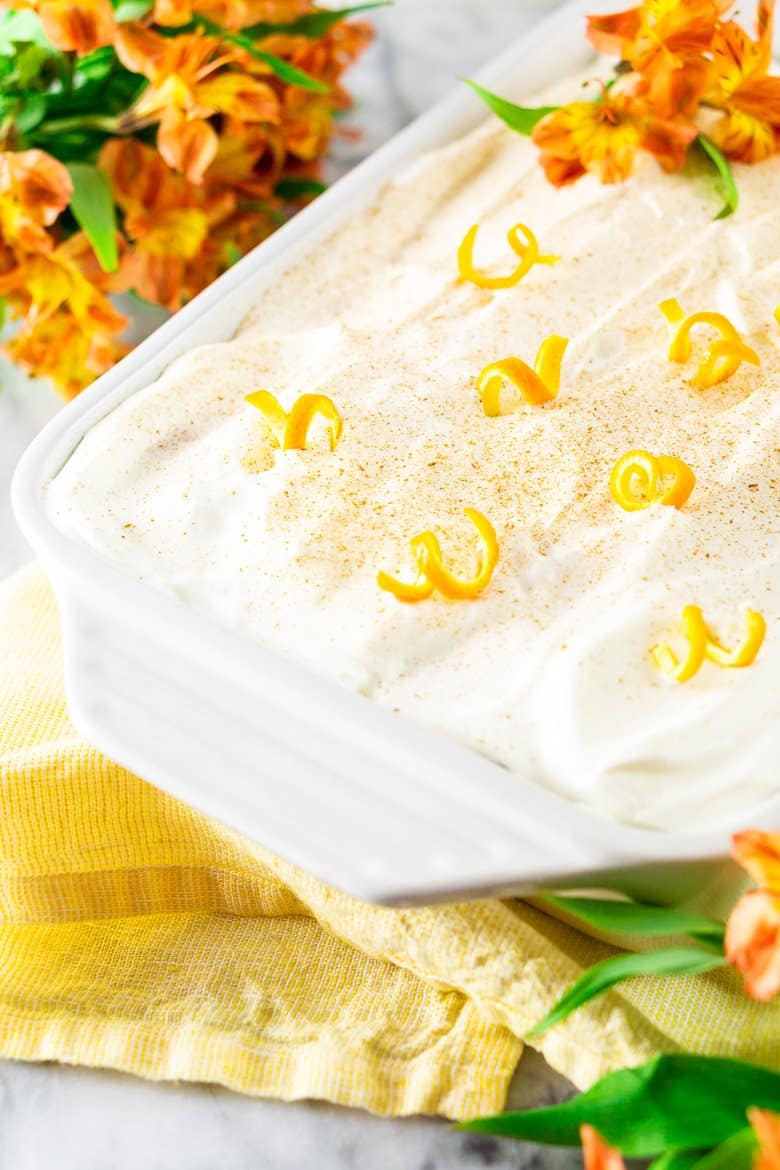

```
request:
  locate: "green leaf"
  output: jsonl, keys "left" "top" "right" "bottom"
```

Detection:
{"left": 697, "top": 135, "right": 739, "bottom": 220}
{"left": 113, "top": 0, "right": 153, "bottom": 18}
{"left": 243, "top": 2, "right": 390, "bottom": 39}
{"left": 0, "top": 298, "right": 6, "bottom": 333}
{"left": 66, "top": 162, "right": 118, "bottom": 273}
{"left": 14, "top": 92, "right": 47, "bottom": 133}
{"left": 192, "top": 17, "right": 328, "bottom": 92}
{"left": 13, "top": 42, "right": 50, "bottom": 85}
{"left": 527, "top": 946, "right": 726, "bottom": 1038}
{"left": 75, "top": 46, "right": 116, "bottom": 83}
{"left": 458, "top": 1054, "right": 780, "bottom": 1157}
{"left": 275, "top": 175, "right": 327, "bottom": 200}
{"left": 689, "top": 1129, "right": 757, "bottom": 1170}
{"left": 649, "top": 1151, "right": 707, "bottom": 1170}
{"left": 465, "top": 79, "right": 556, "bottom": 136}
{"left": 231, "top": 38, "right": 328, "bottom": 91}
{"left": 540, "top": 895, "right": 726, "bottom": 947}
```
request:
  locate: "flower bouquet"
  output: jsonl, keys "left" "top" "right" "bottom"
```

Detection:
{"left": 0, "top": 0, "right": 376, "bottom": 396}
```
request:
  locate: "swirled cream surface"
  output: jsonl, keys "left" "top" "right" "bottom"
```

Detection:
{"left": 48, "top": 95, "right": 780, "bottom": 832}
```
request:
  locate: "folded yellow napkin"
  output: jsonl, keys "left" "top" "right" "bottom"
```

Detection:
{"left": 0, "top": 564, "right": 776, "bottom": 1119}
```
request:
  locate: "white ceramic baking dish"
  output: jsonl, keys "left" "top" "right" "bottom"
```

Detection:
{"left": 13, "top": 0, "right": 779, "bottom": 906}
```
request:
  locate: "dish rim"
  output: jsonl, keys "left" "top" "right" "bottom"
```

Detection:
{"left": 12, "top": 0, "right": 780, "bottom": 901}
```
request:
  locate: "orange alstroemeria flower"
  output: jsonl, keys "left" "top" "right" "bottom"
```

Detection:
{"left": 115, "top": 25, "right": 280, "bottom": 183}
{"left": 751, "top": 1109, "right": 780, "bottom": 1170}
{"left": 6, "top": 311, "right": 128, "bottom": 397}
{"left": 100, "top": 137, "right": 233, "bottom": 310}
{"left": 532, "top": 88, "right": 695, "bottom": 186}
{"left": 260, "top": 23, "right": 372, "bottom": 103}
{"left": 704, "top": 5, "right": 780, "bottom": 163}
{"left": 0, "top": 232, "right": 127, "bottom": 334}
{"left": 179, "top": 205, "right": 275, "bottom": 300}
{"left": 580, "top": 1115, "right": 780, "bottom": 1170}
{"left": 726, "top": 830, "right": 780, "bottom": 1002}
{"left": 207, "top": 116, "right": 285, "bottom": 197}
{"left": 588, "top": 0, "right": 731, "bottom": 117}
{"left": 733, "top": 829, "right": 780, "bottom": 889}
{"left": 245, "top": 24, "right": 372, "bottom": 161}
{"left": 0, "top": 232, "right": 127, "bottom": 397}
{"left": 0, "top": 149, "right": 72, "bottom": 253}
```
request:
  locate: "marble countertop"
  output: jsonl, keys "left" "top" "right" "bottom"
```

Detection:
{"left": 0, "top": 4, "right": 578, "bottom": 1167}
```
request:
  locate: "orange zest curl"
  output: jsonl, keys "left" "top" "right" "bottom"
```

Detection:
{"left": 652, "top": 604, "right": 767, "bottom": 682}
{"left": 476, "top": 337, "right": 569, "bottom": 415}
{"left": 651, "top": 604, "right": 710, "bottom": 682}
{"left": 660, "top": 297, "right": 760, "bottom": 387}
{"left": 378, "top": 508, "right": 499, "bottom": 603}
{"left": 245, "top": 390, "right": 342, "bottom": 452}
{"left": 609, "top": 449, "right": 695, "bottom": 511}
{"left": 457, "top": 222, "right": 559, "bottom": 290}
{"left": 704, "top": 607, "right": 767, "bottom": 667}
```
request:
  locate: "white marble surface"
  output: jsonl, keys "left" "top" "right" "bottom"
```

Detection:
{"left": 0, "top": 5, "right": 577, "bottom": 1166}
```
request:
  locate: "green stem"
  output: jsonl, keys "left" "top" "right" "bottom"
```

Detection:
{"left": 35, "top": 114, "right": 121, "bottom": 135}
{"left": 62, "top": 52, "right": 75, "bottom": 95}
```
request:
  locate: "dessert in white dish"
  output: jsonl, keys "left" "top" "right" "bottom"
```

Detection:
{"left": 48, "top": 76, "right": 780, "bottom": 833}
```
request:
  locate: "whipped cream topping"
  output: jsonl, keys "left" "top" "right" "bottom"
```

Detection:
{"left": 48, "top": 83, "right": 780, "bottom": 832}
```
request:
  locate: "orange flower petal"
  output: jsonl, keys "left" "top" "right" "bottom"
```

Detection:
{"left": 98, "top": 138, "right": 172, "bottom": 215}
{"left": 726, "top": 890, "right": 780, "bottom": 1001}
{"left": 732, "top": 830, "right": 780, "bottom": 890}
{"left": 5, "top": 310, "right": 126, "bottom": 397}
{"left": 704, "top": 15, "right": 780, "bottom": 160}
{"left": 741, "top": 75, "right": 780, "bottom": 119}
{"left": 114, "top": 22, "right": 177, "bottom": 82}
{"left": 538, "top": 151, "right": 587, "bottom": 187}
{"left": 641, "top": 114, "right": 698, "bottom": 172}
{"left": 195, "top": 73, "right": 280, "bottom": 124}
{"left": 0, "top": 149, "right": 72, "bottom": 251}
{"left": 533, "top": 99, "right": 642, "bottom": 186}
{"left": 709, "top": 108, "right": 778, "bottom": 164}
{"left": 153, "top": 0, "right": 192, "bottom": 25}
{"left": 157, "top": 109, "right": 219, "bottom": 184}
{"left": 749, "top": 1108, "right": 780, "bottom": 1170}
{"left": 586, "top": 7, "right": 641, "bottom": 56}
{"left": 581, "top": 1125, "right": 626, "bottom": 1170}
{"left": 129, "top": 206, "right": 209, "bottom": 260}
{"left": 38, "top": 0, "right": 114, "bottom": 54}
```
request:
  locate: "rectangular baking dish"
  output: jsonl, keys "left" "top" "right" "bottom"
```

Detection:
{"left": 13, "top": 0, "right": 779, "bottom": 906}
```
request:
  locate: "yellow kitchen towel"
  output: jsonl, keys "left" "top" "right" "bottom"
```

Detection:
{"left": 0, "top": 564, "right": 777, "bottom": 1120}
